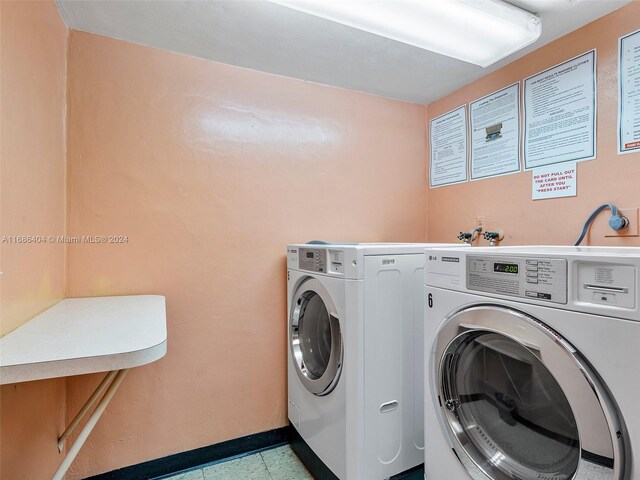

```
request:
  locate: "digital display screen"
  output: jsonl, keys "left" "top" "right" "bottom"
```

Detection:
{"left": 306, "top": 252, "right": 314, "bottom": 259}
{"left": 494, "top": 262, "right": 519, "bottom": 274}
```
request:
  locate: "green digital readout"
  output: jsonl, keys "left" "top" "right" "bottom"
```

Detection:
{"left": 494, "top": 262, "right": 519, "bottom": 274}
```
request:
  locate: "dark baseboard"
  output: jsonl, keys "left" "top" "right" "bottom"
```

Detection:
{"left": 289, "top": 425, "right": 425, "bottom": 480}
{"left": 390, "top": 463, "right": 425, "bottom": 480}
{"left": 289, "top": 425, "right": 339, "bottom": 480}
{"left": 84, "top": 426, "right": 290, "bottom": 480}
{"left": 84, "top": 423, "right": 424, "bottom": 480}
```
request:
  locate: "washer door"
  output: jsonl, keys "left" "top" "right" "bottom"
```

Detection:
{"left": 433, "top": 305, "right": 625, "bottom": 480}
{"left": 290, "top": 278, "right": 343, "bottom": 396}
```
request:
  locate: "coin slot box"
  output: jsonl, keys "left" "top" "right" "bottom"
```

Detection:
{"left": 577, "top": 262, "right": 636, "bottom": 309}
{"left": 329, "top": 250, "right": 344, "bottom": 274}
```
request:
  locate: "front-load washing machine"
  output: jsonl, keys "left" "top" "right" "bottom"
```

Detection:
{"left": 424, "top": 246, "right": 640, "bottom": 480}
{"left": 287, "top": 243, "right": 462, "bottom": 480}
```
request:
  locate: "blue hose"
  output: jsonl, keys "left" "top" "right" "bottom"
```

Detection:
{"left": 574, "top": 204, "right": 626, "bottom": 246}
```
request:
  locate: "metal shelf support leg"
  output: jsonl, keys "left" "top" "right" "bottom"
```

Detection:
{"left": 52, "top": 369, "right": 129, "bottom": 480}
{"left": 57, "top": 370, "right": 119, "bottom": 452}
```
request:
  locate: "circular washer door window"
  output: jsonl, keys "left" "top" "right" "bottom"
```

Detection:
{"left": 443, "top": 331, "right": 579, "bottom": 479}
{"left": 290, "top": 278, "right": 342, "bottom": 396}
{"left": 433, "top": 305, "right": 625, "bottom": 480}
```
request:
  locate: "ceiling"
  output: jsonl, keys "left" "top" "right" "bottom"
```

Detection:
{"left": 55, "top": 0, "right": 630, "bottom": 105}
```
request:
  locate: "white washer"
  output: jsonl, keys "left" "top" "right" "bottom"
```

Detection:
{"left": 287, "top": 243, "right": 461, "bottom": 480}
{"left": 424, "top": 246, "right": 640, "bottom": 480}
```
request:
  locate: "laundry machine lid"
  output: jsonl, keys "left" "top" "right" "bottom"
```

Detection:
{"left": 432, "top": 305, "right": 625, "bottom": 480}
{"left": 290, "top": 278, "right": 343, "bottom": 396}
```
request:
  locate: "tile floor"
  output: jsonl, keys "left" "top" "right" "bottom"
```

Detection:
{"left": 158, "top": 445, "right": 314, "bottom": 480}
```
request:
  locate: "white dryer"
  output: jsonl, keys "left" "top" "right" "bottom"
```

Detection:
{"left": 424, "top": 246, "right": 640, "bottom": 480}
{"left": 287, "top": 243, "right": 461, "bottom": 480}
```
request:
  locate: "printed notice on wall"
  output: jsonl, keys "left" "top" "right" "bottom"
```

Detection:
{"left": 619, "top": 29, "right": 640, "bottom": 155}
{"left": 429, "top": 105, "right": 468, "bottom": 188}
{"left": 532, "top": 162, "right": 577, "bottom": 200}
{"left": 470, "top": 83, "right": 521, "bottom": 180}
{"left": 524, "top": 51, "right": 596, "bottom": 169}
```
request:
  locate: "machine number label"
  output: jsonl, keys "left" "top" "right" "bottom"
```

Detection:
{"left": 428, "top": 293, "right": 434, "bottom": 308}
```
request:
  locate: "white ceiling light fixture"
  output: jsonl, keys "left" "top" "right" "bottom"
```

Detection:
{"left": 265, "top": 0, "right": 542, "bottom": 67}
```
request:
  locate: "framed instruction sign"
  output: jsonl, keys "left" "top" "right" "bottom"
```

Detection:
{"left": 523, "top": 50, "right": 597, "bottom": 169}
{"left": 470, "top": 83, "right": 521, "bottom": 180}
{"left": 429, "top": 105, "right": 468, "bottom": 188}
{"left": 619, "top": 29, "right": 640, "bottom": 155}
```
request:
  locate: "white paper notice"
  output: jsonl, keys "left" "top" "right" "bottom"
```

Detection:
{"left": 532, "top": 162, "right": 577, "bottom": 200}
{"left": 470, "top": 83, "right": 521, "bottom": 180}
{"left": 429, "top": 105, "right": 468, "bottom": 188}
{"left": 524, "top": 51, "right": 596, "bottom": 169}
{"left": 619, "top": 29, "right": 640, "bottom": 155}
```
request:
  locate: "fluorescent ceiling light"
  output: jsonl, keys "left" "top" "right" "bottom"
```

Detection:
{"left": 266, "top": 0, "right": 542, "bottom": 67}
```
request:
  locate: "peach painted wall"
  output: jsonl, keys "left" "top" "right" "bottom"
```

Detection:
{"left": 426, "top": 3, "right": 640, "bottom": 247}
{"left": 0, "top": 1, "right": 68, "bottom": 479}
{"left": 64, "top": 31, "right": 427, "bottom": 477}
{"left": 0, "top": 0, "right": 67, "bottom": 336}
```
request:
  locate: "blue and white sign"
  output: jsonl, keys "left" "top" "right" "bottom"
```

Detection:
{"left": 429, "top": 105, "right": 468, "bottom": 188}
{"left": 618, "top": 29, "right": 640, "bottom": 155}
{"left": 524, "top": 51, "right": 597, "bottom": 169}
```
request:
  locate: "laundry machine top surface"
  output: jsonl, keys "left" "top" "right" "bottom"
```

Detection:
{"left": 440, "top": 245, "right": 640, "bottom": 256}
{"left": 287, "top": 242, "right": 464, "bottom": 280}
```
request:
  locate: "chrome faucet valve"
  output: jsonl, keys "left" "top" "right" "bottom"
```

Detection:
{"left": 458, "top": 226, "right": 483, "bottom": 244}
{"left": 458, "top": 232, "right": 473, "bottom": 244}
{"left": 483, "top": 231, "right": 504, "bottom": 247}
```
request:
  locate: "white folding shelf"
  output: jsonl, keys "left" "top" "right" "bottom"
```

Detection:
{"left": 0, "top": 295, "right": 167, "bottom": 480}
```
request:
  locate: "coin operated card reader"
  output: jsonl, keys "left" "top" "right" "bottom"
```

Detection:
{"left": 576, "top": 262, "right": 636, "bottom": 309}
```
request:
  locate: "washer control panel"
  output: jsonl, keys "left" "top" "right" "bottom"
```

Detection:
{"left": 299, "top": 247, "right": 327, "bottom": 273}
{"left": 467, "top": 255, "right": 568, "bottom": 304}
